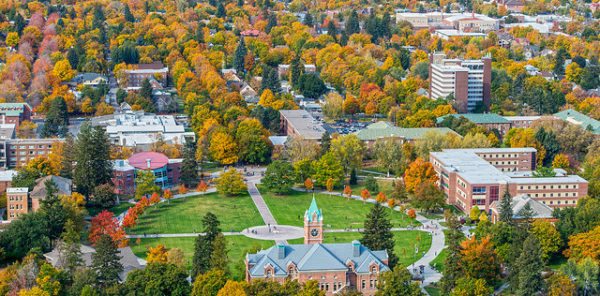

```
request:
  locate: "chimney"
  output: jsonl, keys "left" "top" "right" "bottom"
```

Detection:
{"left": 146, "top": 159, "right": 151, "bottom": 169}
{"left": 277, "top": 244, "right": 286, "bottom": 259}
{"left": 352, "top": 240, "right": 361, "bottom": 257}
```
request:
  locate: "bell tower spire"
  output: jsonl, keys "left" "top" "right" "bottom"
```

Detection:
{"left": 304, "top": 194, "right": 323, "bottom": 244}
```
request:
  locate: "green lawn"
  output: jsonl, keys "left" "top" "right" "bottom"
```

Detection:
{"left": 128, "top": 192, "right": 264, "bottom": 234}
{"left": 87, "top": 202, "right": 134, "bottom": 217}
{"left": 424, "top": 284, "right": 442, "bottom": 296}
{"left": 260, "top": 187, "right": 418, "bottom": 229}
{"left": 288, "top": 230, "right": 431, "bottom": 267}
{"left": 130, "top": 235, "right": 275, "bottom": 281}
{"left": 429, "top": 248, "right": 448, "bottom": 273}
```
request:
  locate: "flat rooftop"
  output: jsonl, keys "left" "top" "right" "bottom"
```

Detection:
{"left": 280, "top": 110, "right": 325, "bottom": 140}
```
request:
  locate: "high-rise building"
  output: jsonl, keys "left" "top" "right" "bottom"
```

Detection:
{"left": 429, "top": 53, "right": 492, "bottom": 113}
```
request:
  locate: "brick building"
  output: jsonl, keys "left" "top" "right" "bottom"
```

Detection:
{"left": 430, "top": 148, "right": 588, "bottom": 214}
{"left": 1, "top": 138, "right": 64, "bottom": 169}
{"left": 112, "top": 152, "right": 182, "bottom": 196}
{"left": 0, "top": 103, "right": 32, "bottom": 129}
{"left": 122, "top": 62, "right": 168, "bottom": 90}
{"left": 6, "top": 187, "right": 28, "bottom": 221}
{"left": 245, "top": 198, "right": 391, "bottom": 296}
{"left": 437, "top": 113, "right": 512, "bottom": 136}
{"left": 280, "top": 110, "right": 326, "bottom": 141}
{"left": 429, "top": 53, "right": 492, "bottom": 113}
{"left": 6, "top": 175, "right": 72, "bottom": 222}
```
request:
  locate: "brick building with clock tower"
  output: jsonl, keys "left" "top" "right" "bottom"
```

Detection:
{"left": 245, "top": 197, "right": 391, "bottom": 295}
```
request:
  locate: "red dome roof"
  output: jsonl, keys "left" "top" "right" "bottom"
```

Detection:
{"left": 128, "top": 152, "right": 169, "bottom": 170}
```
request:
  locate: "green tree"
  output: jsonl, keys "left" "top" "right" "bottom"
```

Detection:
{"left": 262, "top": 160, "right": 296, "bottom": 194}
{"left": 192, "top": 213, "right": 221, "bottom": 278}
{"left": 345, "top": 10, "right": 360, "bottom": 35}
{"left": 124, "top": 5, "right": 135, "bottom": 22}
{"left": 365, "top": 176, "right": 379, "bottom": 193}
{"left": 135, "top": 170, "right": 160, "bottom": 200}
{"left": 320, "top": 131, "right": 331, "bottom": 156}
{"left": 374, "top": 138, "right": 403, "bottom": 177}
{"left": 361, "top": 203, "right": 398, "bottom": 268}
{"left": 191, "top": 269, "right": 226, "bottom": 296}
{"left": 535, "top": 127, "right": 560, "bottom": 166}
{"left": 327, "top": 19, "right": 338, "bottom": 41}
{"left": 554, "top": 47, "right": 567, "bottom": 76}
{"left": 125, "top": 263, "right": 190, "bottom": 295}
{"left": 60, "top": 219, "right": 83, "bottom": 275}
{"left": 312, "top": 151, "right": 344, "bottom": 187}
{"left": 290, "top": 54, "right": 303, "bottom": 87}
{"left": 376, "top": 265, "right": 423, "bottom": 296}
{"left": 330, "top": 134, "right": 364, "bottom": 174}
{"left": 60, "top": 135, "right": 75, "bottom": 179}
{"left": 298, "top": 73, "right": 327, "bottom": 99}
{"left": 515, "top": 235, "right": 545, "bottom": 296}
{"left": 440, "top": 210, "right": 465, "bottom": 294}
{"left": 233, "top": 37, "right": 247, "bottom": 74}
{"left": 210, "top": 233, "right": 229, "bottom": 274}
{"left": 450, "top": 277, "right": 493, "bottom": 296}
{"left": 180, "top": 141, "right": 198, "bottom": 187}
{"left": 0, "top": 212, "right": 52, "bottom": 259}
{"left": 215, "top": 168, "right": 247, "bottom": 196}
{"left": 74, "top": 124, "right": 113, "bottom": 197}
{"left": 92, "top": 234, "right": 123, "bottom": 288}
{"left": 499, "top": 191, "right": 513, "bottom": 224}
{"left": 41, "top": 97, "right": 69, "bottom": 137}
{"left": 530, "top": 220, "right": 561, "bottom": 262}
{"left": 563, "top": 257, "right": 599, "bottom": 295}
{"left": 92, "top": 184, "right": 116, "bottom": 208}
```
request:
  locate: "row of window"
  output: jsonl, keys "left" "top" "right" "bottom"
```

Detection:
{"left": 319, "top": 282, "right": 344, "bottom": 292}
{"left": 480, "top": 153, "right": 528, "bottom": 158}
{"left": 9, "top": 204, "right": 24, "bottom": 209}
{"left": 541, "top": 200, "right": 577, "bottom": 205}
{"left": 529, "top": 192, "right": 578, "bottom": 198}
{"left": 360, "top": 279, "right": 379, "bottom": 289}
{"left": 8, "top": 196, "right": 24, "bottom": 201}
{"left": 519, "top": 184, "right": 579, "bottom": 190}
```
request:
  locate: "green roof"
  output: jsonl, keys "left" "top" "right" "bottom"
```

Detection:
{"left": 355, "top": 122, "right": 458, "bottom": 141}
{"left": 305, "top": 196, "right": 322, "bottom": 222}
{"left": 0, "top": 103, "right": 31, "bottom": 117}
{"left": 554, "top": 109, "right": 600, "bottom": 135}
{"left": 436, "top": 113, "right": 510, "bottom": 124}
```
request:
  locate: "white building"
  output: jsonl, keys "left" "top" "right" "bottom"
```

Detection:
{"left": 396, "top": 12, "right": 499, "bottom": 32}
{"left": 91, "top": 111, "right": 195, "bottom": 150}
{"left": 430, "top": 53, "right": 492, "bottom": 113}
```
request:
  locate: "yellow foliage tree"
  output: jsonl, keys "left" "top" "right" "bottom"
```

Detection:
{"left": 403, "top": 158, "right": 438, "bottom": 193}
{"left": 5, "top": 32, "right": 19, "bottom": 48}
{"left": 146, "top": 244, "right": 169, "bottom": 263}
{"left": 52, "top": 60, "right": 75, "bottom": 82}
{"left": 216, "top": 280, "right": 246, "bottom": 296}
{"left": 209, "top": 132, "right": 238, "bottom": 165}
{"left": 552, "top": 153, "right": 570, "bottom": 170}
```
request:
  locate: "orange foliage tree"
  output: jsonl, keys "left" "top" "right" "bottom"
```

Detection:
{"left": 89, "top": 210, "right": 128, "bottom": 247}
{"left": 361, "top": 189, "right": 371, "bottom": 203}
{"left": 178, "top": 184, "right": 188, "bottom": 195}
{"left": 197, "top": 180, "right": 209, "bottom": 194}
{"left": 403, "top": 158, "right": 439, "bottom": 193}
{"left": 459, "top": 236, "right": 501, "bottom": 284}
{"left": 304, "top": 178, "right": 314, "bottom": 191}
{"left": 149, "top": 192, "right": 161, "bottom": 205}
{"left": 376, "top": 192, "right": 387, "bottom": 204}
{"left": 343, "top": 185, "right": 352, "bottom": 200}
{"left": 326, "top": 178, "right": 334, "bottom": 192}
{"left": 407, "top": 208, "right": 416, "bottom": 219}
{"left": 163, "top": 189, "right": 173, "bottom": 203}
{"left": 564, "top": 225, "right": 600, "bottom": 263}
{"left": 121, "top": 210, "right": 138, "bottom": 229}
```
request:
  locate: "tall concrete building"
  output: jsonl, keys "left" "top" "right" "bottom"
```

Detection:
{"left": 429, "top": 53, "right": 492, "bottom": 113}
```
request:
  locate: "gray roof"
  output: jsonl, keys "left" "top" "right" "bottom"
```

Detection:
{"left": 437, "top": 113, "right": 510, "bottom": 124}
{"left": 30, "top": 175, "right": 72, "bottom": 200}
{"left": 247, "top": 241, "right": 390, "bottom": 278}
{"left": 44, "top": 245, "right": 144, "bottom": 281}
{"left": 279, "top": 110, "right": 326, "bottom": 140}
{"left": 355, "top": 121, "right": 457, "bottom": 141}
{"left": 490, "top": 194, "right": 553, "bottom": 220}
{"left": 72, "top": 73, "right": 107, "bottom": 83}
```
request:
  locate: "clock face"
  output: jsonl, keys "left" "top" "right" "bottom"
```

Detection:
{"left": 311, "top": 229, "right": 319, "bottom": 237}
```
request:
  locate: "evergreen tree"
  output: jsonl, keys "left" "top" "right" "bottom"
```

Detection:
{"left": 399, "top": 48, "right": 410, "bottom": 70}
{"left": 554, "top": 47, "right": 568, "bottom": 76}
{"left": 535, "top": 127, "right": 560, "bottom": 166}
{"left": 320, "top": 131, "right": 331, "bottom": 156}
{"left": 340, "top": 31, "right": 348, "bottom": 46}
{"left": 261, "top": 66, "right": 280, "bottom": 93}
{"left": 192, "top": 213, "right": 221, "bottom": 278}
{"left": 380, "top": 12, "right": 391, "bottom": 39}
{"left": 499, "top": 190, "right": 514, "bottom": 224}
{"left": 345, "top": 10, "right": 360, "bottom": 35}
{"left": 216, "top": 3, "right": 226, "bottom": 18}
{"left": 580, "top": 65, "right": 600, "bottom": 90}
{"left": 41, "top": 97, "right": 69, "bottom": 138}
{"left": 196, "top": 23, "right": 205, "bottom": 43}
{"left": 290, "top": 55, "right": 303, "bottom": 88}
{"left": 210, "top": 233, "right": 229, "bottom": 274}
{"left": 40, "top": 179, "right": 69, "bottom": 239}
{"left": 60, "top": 135, "right": 75, "bottom": 179}
{"left": 180, "top": 141, "right": 198, "bottom": 187}
{"left": 14, "top": 13, "right": 26, "bottom": 34}
{"left": 265, "top": 13, "right": 277, "bottom": 33}
{"left": 237, "top": 0, "right": 244, "bottom": 6}
{"left": 67, "top": 47, "right": 79, "bottom": 69}
{"left": 349, "top": 168, "right": 357, "bottom": 185}
{"left": 303, "top": 13, "right": 313, "bottom": 27}
{"left": 361, "top": 203, "right": 398, "bottom": 268}
{"left": 440, "top": 211, "right": 464, "bottom": 294}
{"left": 74, "top": 124, "right": 113, "bottom": 197}
{"left": 233, "top": 37, "right": 247, "bottom": 75}
{"left": 327, "top": 19, "right": 338, "bottom": 41}
{"left": 515, "top": 235, "right": 545, "bottom": 295}
{"left": 518, "top": 203, "right": 534, "bottom": 227}
{"left": 92, "top": 234, "right": 123, "bottom": 288}
{"left": 92, "top": 5, "right": 105, "bottom": 29}
{"left": 140, "top": 78, "right": 153, "bottom": 99}
{"left": 124, "top": 5, "right": 135, "bottom": 22}
{"left": 60, "top": 219, "right": 83, "bottom": 275}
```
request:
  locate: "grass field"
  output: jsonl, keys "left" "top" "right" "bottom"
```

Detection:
{"left": 130, "top": 235, "right": 275, "bottom": 280}
{"left": 260, "top": 187, "right": 418, "bottom": 229}
{"left": 424, "top": 284, "right": 442, "bottom": 296}
{"left": 288, "top": 230, "right": 431, "bottom": 267}
{"left": 87, "top": 202, "right": 134, "bottom": 217}
{"left": 429, "top": 248, "right": 448, "bottom": 273}
{"left": 128, "top": 192, "right": 264, "bottom": 234}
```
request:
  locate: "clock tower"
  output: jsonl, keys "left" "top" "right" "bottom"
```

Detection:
{"left": 304, "top": 195, "right": 323, "bottom": 244}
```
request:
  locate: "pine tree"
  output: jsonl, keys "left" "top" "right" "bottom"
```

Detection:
{"left": 345, "top": 10, "right": 360, "bottom": 35}
{"left": 440, "top": 211, "right": 464, "bottom": 294}
{"left": 327, "top": 19, "right": 338, "bottom": 41}
{"left": 340, "top": 31, "right": 348, "bottom": 46}
{"left": 303, "top": 13, "right": 313, "bottom": 27}
{"left": 554, "top": 47, "right": 567, "bottom": 76}
{"left": 74, "top": 124, "right": 113, "bottom": 197}
{"left": 349, "top": 168, "right": 357, "bottom": 185}
{"left": 196, "top": 23, "right": 205, "bottom": 43}
{"left": 216, "top": 3, "right": 226, "bottom": 18}
{"left": 60, "top": 135, "right": 75, "bottom": 179}
{"left": 41, "top": 97, "right": 69, "bottom": 138}
{"left": 60, "top": 219, "right": 83, "bottom": 275}
{"left": 180, "top": 141, "right": 198, "bottom": 187}
{"left": 233, "top": 37, "right": 247, "bottom": 75}
{"left": 192, "top": 213, "right": 221, "bottom": 278}
{"left": 40, "top": 179, "right": 68, "bottom": 239}
{"left": 515, "top": 235, "right": 545, "bottom": 295}
{"left": 124, "top": 5, "right": 135, "bottom": 22}
{"left": 499, "top": 190, "right": 513, "bottom": 224}
{"left": 210, "top": 233, "right": 229, "bottom": 274}
{"left": 261, "top": 66, "right": 280, "bottom": 93}
{"left": 92, "top": 234, "right": 123, "bottom": 287}
{"left": 140, "top": 78, "right": 153, "bottom": 99}
{"left": 361, "top": 203, "right": 398, "bottom": 268}
{"left": 290, "top": 55, "right": 303, "bottom": 88}
{"left": 265, "top": 13, "right": 277, "bottom": 33}
{"left": 380, "top": 12, "right": 391, "bottom": 39}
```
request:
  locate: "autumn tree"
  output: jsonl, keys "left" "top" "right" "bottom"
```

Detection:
{"left": 304, "top": 178, "right": 314, "bottom": 191}
{"left": 530, "top": 220, "right": 562, "bottom": 262}
{"left": 343, "top": 185, "right": 352, "bottom": 200}
{"left": 191, "top": 269, "right": 226, "bottom": 296}
{"left": 89, "top": 210, "right": 127, "bottom": 247}
{"left": 196, "top": 180, "right": 208, "bottom": 194}
{"left": 361, "top": 189, "right": 371, "bottom": 203}
{"left": 460, "top": 236, "right": 500, "bottom": 286}
{"left": 147, "top": 244, "right": 168, "bottom": 263}
{"left": 411, "top": 182, "right": 445, "bottom": 212}
{"left": 312, "top": 152, "right": 344, "bottom": 187}
{"left": 209, "top": 132, "right": 238, "bottom": 165}
{"left": 330, "top": 134, "right": 365, "bottom": 174}
{"left": 450, "top": 277, "right": 493, "bottom": 296}
{"left": 215, "top": 168, "right": 246, "bottom": 196}
{"left": 403, "top": 158, "right": 438, "bottom": 193}
{"left": 565, "top": 225, "right": 600, "bottom": 263}
{"left": 135, "top": 170, "right": 160, "bottom": 200}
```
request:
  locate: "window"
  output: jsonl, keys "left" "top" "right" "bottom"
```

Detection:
{"left": 473, "top": 187, "right": 486, "bottom": 194}
{"left": 361, "top": 280, "right": 366, "bottom": 289}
